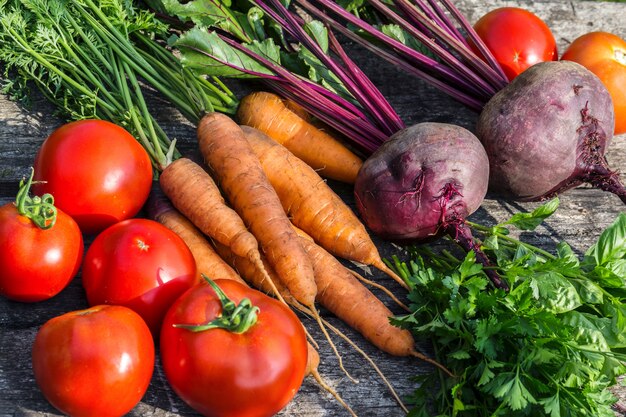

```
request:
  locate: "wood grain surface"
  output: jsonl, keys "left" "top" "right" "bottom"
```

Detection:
{"left": 1, "top": 1, "right": 625, "bottom": 416}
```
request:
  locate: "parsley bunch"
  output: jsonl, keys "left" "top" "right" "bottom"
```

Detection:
{"left": 391, "top": 199, "right": 626, "bottom": 417}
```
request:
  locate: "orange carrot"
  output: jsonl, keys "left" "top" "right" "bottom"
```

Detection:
{"left": 212, "top": 241, "right": 299, "bottom": 306}
{"left": 295, "top": 230, "right": 451, "bottom": 375}
{"left": 158, "top": 157, "right": 266, "bottom": 276}
{"left": 242, "top": 125, "right": 407, "bottom": 289}
{"left": 146, "top": 187, "right": 245, "bottom": 285}
{"left": 296, "top": 230, "right": 414, "bottom": 357}
{"left": 304, "top": 341, "right": 321, "bottom": 376}
{"left": 282, "top": 98, "right": 310, "bottom": 121}
{"left": 197, "top": 112, "right": 317, "bottom": 308}
{"left": 236, "top": 91, "right": 363, "bottom": 184}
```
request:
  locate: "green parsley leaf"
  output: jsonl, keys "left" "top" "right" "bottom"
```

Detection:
{"left": 501, "top": 198, "right": 560, "bottom": 231}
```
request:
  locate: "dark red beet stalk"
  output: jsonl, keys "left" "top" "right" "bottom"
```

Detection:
{"left": 433, "top": 184, "right": 509, "bottom": 291}
{"left": 446, "top": 221, "right": 509, "bottom": 291}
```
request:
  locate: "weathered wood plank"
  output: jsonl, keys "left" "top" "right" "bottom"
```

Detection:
{"left": 1, "top": 0, "right": 626, "bottom": 416}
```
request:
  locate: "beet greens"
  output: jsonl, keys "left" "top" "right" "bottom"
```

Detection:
{"left": 292, "top": 0, "right": 509, "bottom": 110}
{"left": 158, "top": 0, "right": 405, "bottom": 154}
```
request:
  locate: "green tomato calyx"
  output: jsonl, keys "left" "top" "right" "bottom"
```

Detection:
{"left": 15, "top": 168, "right": 57, "bottom": 230}
{"left": 175, "top": 275, "right": 259, "bottom": 334}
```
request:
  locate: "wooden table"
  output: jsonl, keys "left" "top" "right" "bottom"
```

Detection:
{"left": 1, "top": 1, "right": 625, "bottom": 416}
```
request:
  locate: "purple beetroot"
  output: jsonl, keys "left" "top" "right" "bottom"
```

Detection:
{"left": 354, "top": 122, "right": 508, "bottom": 290}
{"left": 476, "top": 60, "right": 626, "bottom": 204}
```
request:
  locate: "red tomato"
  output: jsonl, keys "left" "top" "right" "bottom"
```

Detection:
{"left": 82, "top": 218, "right": 197, "bottom": 335}
{"left": 33, "top": 120, "right": 153, "bottom": 234}
{"left": 471, "top": 7, "right": 558, "bottom": 81}
{"left": 0, "top": 171, "right": 83, "bottom": 302}
{"left": 160, "top": 279, "right": 308, "bottom": 417}
{"left": 32, "top": 305, "right": 154, "bottom": 417}
{"left": 561, "top": 31, "right": 626, "bottom": 135}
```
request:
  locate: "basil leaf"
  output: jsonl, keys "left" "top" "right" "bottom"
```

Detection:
{"left": 529, "top": 272, "right": 581, "bottom": 314}
{"left": 569, "top": 278, "right": 604, "bottom": 304}
{"left": 584, "top": 213, "right": 626, "bottom": 266}
{"left": 588, "top": 265, "right": 626, "bottom": 288}
{"left": 562, "top": 311, "right": 626, "bottom": 348}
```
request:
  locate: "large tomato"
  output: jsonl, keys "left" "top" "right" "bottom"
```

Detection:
{"left": 32, "top": 305, "right": 154, "bottom": 417}
{"left": 561, "top": 31, "right": 626, "bottom": 135}
{"left": 471, "top": 7, "right": 558, "bottom": 81}
{"left": 33, "top": 119, "right": 153, "bottom": 234}
{"left": 160, "top": 279, "right": 308, "bottom": 417}
{"left": 82, "top": 218, "right": 197, "bottom": 335}
{"left": 0, "top": 169, "right": 83, "bottom": 302}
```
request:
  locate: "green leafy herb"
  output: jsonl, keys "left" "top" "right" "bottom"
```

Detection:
{"left": 391, "top": 201, "right": 626, "bottom": 417}
{"left": 501, "top": 197, "right": 560, "bottom": 231}
{"left": 585, "top": 214, "right": 626, "bottom": 268}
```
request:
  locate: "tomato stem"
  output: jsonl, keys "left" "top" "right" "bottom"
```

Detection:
{"left": 15, "top": 168, "right": 57, "bottom": 230}
{"left": 175, "top": 275, "right": 259, "bottom": 334}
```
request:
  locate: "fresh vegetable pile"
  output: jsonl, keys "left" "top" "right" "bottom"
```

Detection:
{"left": 286, "top": 0, "right": 626, "bottom": 203}
{"left": 0, "top": 0, "right": 625, "bottom": 416}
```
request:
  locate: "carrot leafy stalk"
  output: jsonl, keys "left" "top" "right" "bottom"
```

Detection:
{"left": 0, "top": 0, "right": 238, "bottom": 171}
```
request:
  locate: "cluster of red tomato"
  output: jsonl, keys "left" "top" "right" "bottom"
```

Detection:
{"left": 471, "top": 7, "right": 626, "bottom": 135}
{"left": 0, "top": 120, "right": 308, "bottom": 417}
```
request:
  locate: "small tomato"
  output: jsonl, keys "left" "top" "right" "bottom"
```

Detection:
{"left": 160, "top": 278, "right": 308, "bottom": 417}
{"left": 33, "top": 120, "right": 153, "bottom": 234}
{"left": 32, "top": 305, "right": 155, "bottom": 417}
{"left": 471, "top": 7, "right": 558, "bottom": 80}
{"left": 561, "top": 31, "right": 626, "bottom": 135}
{"left": 0, "top": 169, "right": 83, "bottom": 302}
{"left": 82, "top": 218, "right": 197, "bottom": 335}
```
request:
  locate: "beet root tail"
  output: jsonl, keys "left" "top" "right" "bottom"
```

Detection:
{"left": 585, "top": 162, "right": 626, "bottom": 205}
{"left": 447, "top": 222, "right": 509, "bottom": 291}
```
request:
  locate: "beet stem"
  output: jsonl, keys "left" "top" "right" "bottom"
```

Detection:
{"left": 447, "top": 222, "right": 509, "bottom": 291}
{"left": 585, "top": 163, "right": 626, "bottom": 205}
